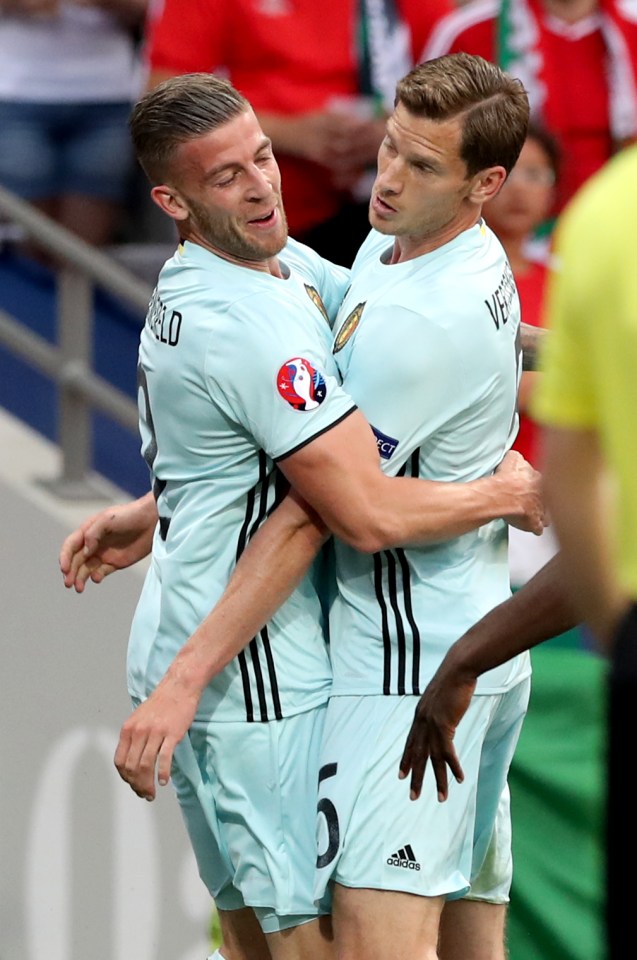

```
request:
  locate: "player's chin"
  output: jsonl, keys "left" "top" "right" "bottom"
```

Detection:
{"left": 244, "top": 226, "right": 288, "bottom": 258}
{"left": 255, "top": 238, "right": 287, "bottom": 263}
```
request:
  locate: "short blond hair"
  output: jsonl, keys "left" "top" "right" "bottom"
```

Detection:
{"left": 130, "top": 73, "right": 250, "bottom": 184}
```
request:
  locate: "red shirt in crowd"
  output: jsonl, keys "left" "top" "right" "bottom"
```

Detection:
{"left": 512, "top": 258, "right": 548, "bottom": 467}
{"left": 423, "top": 0, "right": 637, "bottom": 212}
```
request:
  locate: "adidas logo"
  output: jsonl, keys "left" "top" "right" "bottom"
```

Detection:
{"left": 386, "top": 844, "right": 420, "bottom": 871}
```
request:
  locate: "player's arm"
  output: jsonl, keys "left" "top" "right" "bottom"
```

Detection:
{"left": 59, "top": 491, "right": 157, "bottom": 593}
{"left": 277, "top": 409, "right": 545, "bottom": 552}
{"left": 399, "top": 552, "right": 577, "bottom": 802}
{"left": 543, "top": 425, "right": 627, "bottom": 647}
{"left": 113, "top": 414, "right": 542, "bottom": 799}
{"left": 114, "top": 488, "right": 329, "bottom": 799}
{"left": 520, "top": 320, "right": 546, "bottom": 371}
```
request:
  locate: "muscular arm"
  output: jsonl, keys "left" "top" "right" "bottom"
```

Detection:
{"left": 277, "top": 410, "right": 544, "bottom": 552}
{"left": 113, "top": 416, "right": 542, "bottom": 798}
{"left": 543, "top": 425, "right": 627, "bottom": 648}
{"left": 399, "top": 552, "right": 577, "bottom": 801}
{"left": 115, "top": 489, "right": 329, "bottom": 798}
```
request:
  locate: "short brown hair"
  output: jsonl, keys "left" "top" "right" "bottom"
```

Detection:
{"left": 130, "top": 73, "right": 250, "bottom": 183}
{"left": 396, "top": 53, "right": 530, "bottom": 177}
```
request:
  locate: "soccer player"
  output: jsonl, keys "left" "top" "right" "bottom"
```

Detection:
{"left": 62, "top": 57, "right": 538, "bottom": 960}
{"left": 60, "top": 68, "right": 541, "bottom": 960}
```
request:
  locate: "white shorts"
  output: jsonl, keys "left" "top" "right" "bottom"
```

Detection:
{"left": 314, "top": 682, "right": 530, "bottom": 903}
{"left": 174, "top": 703, "right": 330, "bottom": 933}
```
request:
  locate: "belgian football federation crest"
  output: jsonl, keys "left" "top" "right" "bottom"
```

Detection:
{"left": 333, "top": 302, "right": 365, "bottom": 353}
{"left": 304, "top": 284, "right": 330, "bottom": 324}
{"left": 276, "top": 357, "right": 327, "bottom": 411}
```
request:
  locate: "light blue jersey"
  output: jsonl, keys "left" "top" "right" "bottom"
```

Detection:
{"left": 329, "top": 223, "right": 530, "bottom": 697}
{"left": 127, "top": 237, "right": 355, "bottom": 723}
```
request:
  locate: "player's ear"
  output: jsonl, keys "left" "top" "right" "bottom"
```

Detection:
{"left": 150, "top": 184, "right": 190, "bottom": 222}
{"left": 469, "top": 166, "right": 507, "bottom": 204}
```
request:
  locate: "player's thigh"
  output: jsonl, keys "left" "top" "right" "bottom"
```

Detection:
{"left": 219, "top": 906, "right": 271, "bottom": 960}
{"left": 194, "top": 705, "right": 330, "bottom": 930}
{"left": 332, "top": 884, "right": 444, "bottom": 960}
{"left": 315, "top": 695, "right": 489, "bottom": 905}
{"left": 439, "top": 898, "right": 507, "bottom": 960}
{"left": 266, "top": 915, "right": 334, "bottom": 960}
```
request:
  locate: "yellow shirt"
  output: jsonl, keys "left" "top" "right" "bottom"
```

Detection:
{"left": 532, "top": 144, "right": 637, "bottom": 598}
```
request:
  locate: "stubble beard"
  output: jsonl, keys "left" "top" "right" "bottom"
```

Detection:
{"left": 190, "top": 198, "right": 288, "bottom": 263}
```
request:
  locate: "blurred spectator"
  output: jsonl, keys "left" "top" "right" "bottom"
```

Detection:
{"left": 142, "top": 0, "right": 453, "bottom": 266}
{"left": 0, "top": 0, "right": 147, "bottom": 247}
{"left": 482, "top": 122, "right": 561, "bottom": 586}
{"left": 423, "top": 0, "right": 637, "bottom": 216}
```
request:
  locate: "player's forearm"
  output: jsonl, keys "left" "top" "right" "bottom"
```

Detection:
{"left": 282, "top": 412, "right": 541, "bottom": 553}
{"left": 327, "top": 470, "right": 539, "bottom": 553}
{"left": 521, "top": 321, "right": 546, "bottom": 371}
{"left": 135, "top": 490, "right": 159, "bottom": 523}
{"left": 160, "top": 492, "right": 329, "bottom": 696}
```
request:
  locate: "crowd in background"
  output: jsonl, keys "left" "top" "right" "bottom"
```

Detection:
{"left": 2, "top": 0, "right": 636, "bottom": 260}
{"left": 1, "top": 0, "right": 636, "bottom": 576}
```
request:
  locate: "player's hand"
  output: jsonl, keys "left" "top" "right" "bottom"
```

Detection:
{"left": 495, "top": 450, "right": 547, "bottom": 535}
{"left": 114, "top": 681, "right": 198, "bottom": 801}
{"left": 59, "top": 494, "right": 156, "bottom": 593}
{"left": 398, "top": 668, "right": 475, "bottom": 802}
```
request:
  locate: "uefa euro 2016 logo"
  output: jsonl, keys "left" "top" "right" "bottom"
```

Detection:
{"left": 276, "top": 357, "right": 327, "bottom": 411}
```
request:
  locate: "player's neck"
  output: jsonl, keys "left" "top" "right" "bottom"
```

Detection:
{"left": 388, "top": 212, "right": 481, "bottom": 264}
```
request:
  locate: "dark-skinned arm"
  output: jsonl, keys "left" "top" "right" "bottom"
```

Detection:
{"left": 399, "top": 553, "right": 577, "bottom": 802}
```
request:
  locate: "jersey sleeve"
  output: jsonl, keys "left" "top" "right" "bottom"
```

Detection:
{"left": 204, "top": 295, "right": 356, "bottom": 461}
